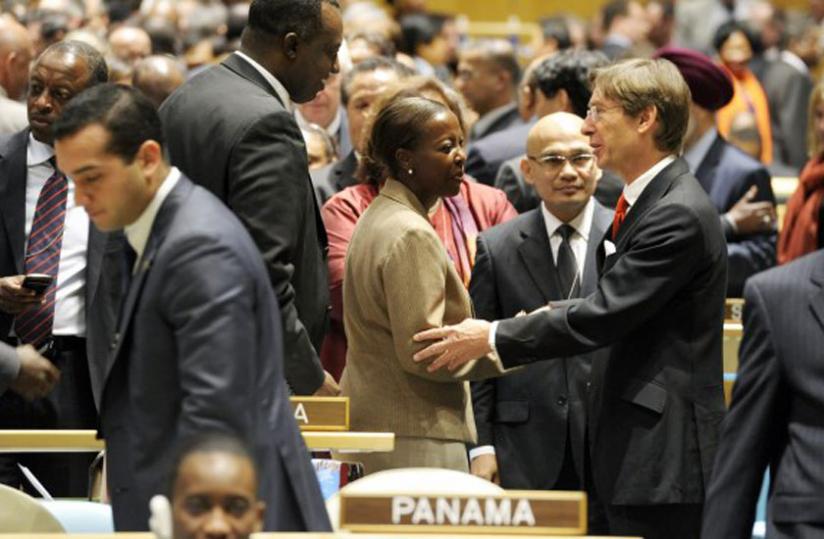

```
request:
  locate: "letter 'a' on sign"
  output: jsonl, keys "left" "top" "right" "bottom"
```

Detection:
{"left": 289, "top": 396, "right": 349, "bottom": 431}
{"left": 339, "top": 490, "right": 586, "bottom": 535}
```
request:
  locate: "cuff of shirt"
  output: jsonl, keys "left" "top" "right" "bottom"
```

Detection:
{"left": 722, "top": 213, "right": 738, "bottom": 238}
{"left": 468, "top": 445, "right": 496, "bottom": 460}
{"left": 0, "top": 344, "right": 21, "bottom": 396}
{"left": 488, "top": 320, "right": 501, "bottom": 362}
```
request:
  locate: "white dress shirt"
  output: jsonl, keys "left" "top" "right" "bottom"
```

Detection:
{"left": 21, "top": 134, "right": 89, "bottom": 337}
{"left": 124, "top": 168, "right": 181, "bottom": 272}
{"left": 234, "top": 51, "right": 293, "bottom": 112}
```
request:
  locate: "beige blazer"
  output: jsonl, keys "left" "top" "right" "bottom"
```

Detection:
{"left": 341, "top": 179, "right": 504, "bottom": 443}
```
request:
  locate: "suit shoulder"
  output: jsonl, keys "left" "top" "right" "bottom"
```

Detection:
{"left": 747, "top": 250, "right": 824, "bottom": 295}
{"left": 0, "top": 129, "right": 27, "bottom": 157}
{"left": 470, "top": 123, "right": 530, "bottom": 160}
{"left": 479, "top": 209, "right": 537, "bottom": 246}
{"left": 718, "top": 142, "right": 770, "bottom": 176}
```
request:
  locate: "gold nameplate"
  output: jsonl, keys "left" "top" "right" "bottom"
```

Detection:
{"left": 290, "top": 397, "right": 349, "bottom": 431}
{"left": 725, "top": 298, "right": 744, "bottom": 323}
{"left": 339, "top": 490, "right": 586, "bottom": 535}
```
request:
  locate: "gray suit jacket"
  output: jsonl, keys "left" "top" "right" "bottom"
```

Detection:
{"left": 702, "top": 250, "right": 824, "bottom": 539}
{"left": 99, "top": 176, "right": 330, "bottom": 532}
{"left": 311, "top": 150, "right": 358, "bottom": 207}
{"left": 159, "top": 53, "right": 328, "bottom": 394}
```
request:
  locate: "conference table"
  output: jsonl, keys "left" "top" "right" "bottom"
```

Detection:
{"left": 0, "top": 534, "right": 638, "bottom": 538}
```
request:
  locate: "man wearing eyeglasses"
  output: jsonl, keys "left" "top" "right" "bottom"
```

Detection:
{"left": 468, "top": 112, "right": 613, "bottom": 528}
{"left": 414, "top": 59, "right": 727, "bottom": 539}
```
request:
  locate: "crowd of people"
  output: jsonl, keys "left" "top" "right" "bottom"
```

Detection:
{"left": 0, "top": 0, "right": 823, "bottom": 538}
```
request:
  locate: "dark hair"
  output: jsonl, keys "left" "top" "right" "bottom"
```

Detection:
{"left": 713, "top": 20, "right": 761, "bottom": 54}
{"left": 361, "top": 96, "right": 452, "bottom": 185}
{"left": 460, "top": 41, "right": 521, "bottom": 87}
{"left": 348, "top": 31, "right": 396, "bottom": 59}
{"left": 247, "top": 0, "right": 339, "bottom": 40}
{"left": 602, "top": 0, "right": 630, "bottom": 32}
{"left": 540, "top": 16, "right": 571, "bottom": 50}
{"left": 398, "top": 13, "right": 444, "bottom": 55}
{"left": 341, "top": 56, "right": 414, "bottom": 104}
{"left": 167, "top": 432, "right": 258, "bottom": 498}
{"left": 39, "top": 40, "right": 109, "bottom": 87}
{"left": 531, "top": 49, "right": 608, "bottom": 118}
{"left": 143, "top": 17, "right": 179, "bottom": 55}
{"left": 53, "top": 83, "right": 163, "bottom": 162}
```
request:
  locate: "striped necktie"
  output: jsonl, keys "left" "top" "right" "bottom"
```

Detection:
{"left": 15, "top": 158, "right": 69, "bottom": 346}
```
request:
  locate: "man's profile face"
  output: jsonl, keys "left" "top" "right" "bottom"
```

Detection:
{"left": 345, "top": 68, "right": 400, "bottom": 152}
{"left": 171, "top": 451, "right": 264, "bottom": 539}
{"left": 55, "top": 123, "right": 152, "bottom": 232}
{"left": 581, "top": 88, "right": 634, "bottom": 176}
{"left": 291, "top": 2, "right": 342, "bottom": 103}
{"left": 27, "top": 51, "right": 92, "bottom": 144}
{"left": 454, "top": 54, "right": 500, "bottom": 115}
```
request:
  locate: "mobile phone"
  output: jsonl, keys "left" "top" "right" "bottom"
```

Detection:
{"left": 22, "top": 274, "right": 54, "bottom": 294}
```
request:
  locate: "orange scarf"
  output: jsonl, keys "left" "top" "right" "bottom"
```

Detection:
{"left": 716, "top": 64, "right": 773, "bottom": 165}
{"left": 778, "top": 154, "right": 824, "bottom": 264}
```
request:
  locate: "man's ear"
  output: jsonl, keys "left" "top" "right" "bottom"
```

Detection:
{"left": 636, "top": 104, "right": 658, "bottom": 135}
{"left": 136, "top": 140, "right": 163, "bottom": 177}
{"left": 521, "top": 156, "right": 536, "bottom": 186}
{"left": 253, "top": 501, "right": 266, "bottom": 532}
{"left": 283, "top": 32, "right": 299, "bottom": 60}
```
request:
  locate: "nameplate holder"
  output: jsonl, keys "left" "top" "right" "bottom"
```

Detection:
{"left": 338, "top": 490, "right": 586, "bottom": 535}
{"left": 725, "top": 298, "right": 744, "bottom": 323}
{"left": 290, "top": 397, "right": 349, "bottom": 431}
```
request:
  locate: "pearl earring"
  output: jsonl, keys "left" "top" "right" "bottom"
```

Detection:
{"left": 408, "top": 168, "right": 414, "bottom": 175}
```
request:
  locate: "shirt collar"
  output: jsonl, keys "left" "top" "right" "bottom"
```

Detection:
{"left": 473, "top": 102, "right": 515, "bottom": 138}
{"left": 541, "top": 196, "right": 595, "bottom": 241}
{"left": 27, "top": 133, "right": 54, "bottom": 167}
{"left": 295, "top": 107, "right": 342, "bottom": 137}
{"left": 623, "top": 155, "right": 676, "bottom": 207}
{"left": 780, "top": 50, "right": 809, "bottom": 76}
{"left": 683, "top": 127, "right": 717, "bottom": 173}
{"left": 234, "top": 51, "right": 293, "bottom": 112}
{"left": 124, "top": 167, "right": 181, "bottom": 262}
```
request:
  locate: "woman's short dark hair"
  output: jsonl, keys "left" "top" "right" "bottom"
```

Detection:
{"left": 398, "top": 13, "right": 444, "bottom": 55}
{"left": 713, "top": 20, "right": 761, "bottom": 54}
{"left": 53, "top": 83, "right": 163, "bottom": 163}
{"left": 360, "top": 96, "right": 452, "bottom": 185}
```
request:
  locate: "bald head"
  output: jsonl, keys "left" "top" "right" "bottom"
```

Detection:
{"left": 0, "top": 16, "right": 34, "bottom": 100}
{"left": 522, "top": 112, "right": 600, "bottom": 222}
{"left": 132, "top": 55, "right": 186, "bottom": 107}
{"left": 109, "top": 26, "right": 152, "bottom": 65}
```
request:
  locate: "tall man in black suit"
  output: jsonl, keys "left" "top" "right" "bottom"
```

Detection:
{"left": 414, "top": 59, "right": 728, "bottom": 539}
{"left": 54, "top": 84, "right": 330, "bottom": 532}
{"left": 159, "top": 0, "right": 343, "bottom": 395}
{"left": 656, "top": 46, "right": 777, "bottom": 297}
{"left": 701, "top": 249, "right": 824, "bottom": 539}
{"left": 0, "top": 41, "right": 119, "bottom": 496}
{"left": 469, "top": 113, "right": 613, "bottom": 500}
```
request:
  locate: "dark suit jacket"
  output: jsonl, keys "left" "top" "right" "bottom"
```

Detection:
{"left": 0, "top": 129, "right": 122, "bottom": 410}
{"left": 494, "top": 155, "right": 624, "bottom": 212}
{"left": 470, "top": 201, "right": 613, "bottom": 489}
{"left": 311, "top": 150, "right": 358, "bottom": 206}
{"left": 495, "top": 158, "right": 728, "bottom": 506}
{"left": 702, "top": 250, "right": 824, "bottom": 539}
{"left": 100, "top": 176, "right": 330, "bottom": 532}
{"left": 159, "top": 53, "right": 328, "bottom": 394}
{"left": 465, "top": 121, "right": 534, "bottom": 185}
{"left": 694, "top": 135, "right": 776, "bottom": 297}
{"left": 469, "top": 103, "right": 522, "bottom": 142}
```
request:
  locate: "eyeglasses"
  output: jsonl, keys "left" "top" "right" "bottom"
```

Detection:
{"left": 527, "top": 153, "right": 595, "bottom": 172}
{"left": 585, "top": 104, "right": 622, "bottom": 123}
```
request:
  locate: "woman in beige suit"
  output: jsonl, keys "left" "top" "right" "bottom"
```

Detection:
{"left": 339, "top": 96, "right": 504, "bottom": 474}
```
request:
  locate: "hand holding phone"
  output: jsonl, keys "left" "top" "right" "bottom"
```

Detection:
{"left": 21, "top": 274, "right": 54, "bottom": 295}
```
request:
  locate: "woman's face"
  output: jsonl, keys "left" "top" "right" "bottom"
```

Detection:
{"left": 403, "top": 110, "right": 466, "bottom": 206}
{"left": 719, "top": 30, "right": 753, "bottom": 76}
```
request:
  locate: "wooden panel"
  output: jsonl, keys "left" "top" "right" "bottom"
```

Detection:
{"left": 724, "top": 322, "right": 743, "bottom": 375}
{"left": 339, "top": 490, "right": 586, "bottom": 535}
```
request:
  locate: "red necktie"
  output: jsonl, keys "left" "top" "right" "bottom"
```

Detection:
{"left": 611, "top": 194, "right": 629, "bottom": 241}
{"left": 15, "top": 164, "right": 68, "bottom": 346}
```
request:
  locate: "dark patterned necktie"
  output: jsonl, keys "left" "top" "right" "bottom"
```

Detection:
{"left": 15, "top": 159, "right": 69, "bottom": 346}
{"left": 556, "top": 224, "right": 580, "bottom": 299}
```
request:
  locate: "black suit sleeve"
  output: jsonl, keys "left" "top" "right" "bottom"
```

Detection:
{"left": 496, "top": 201, "right": 708, "bottom": 365}
{"left": 701, "top": 280, "right": 787, "bottom": 539}
{"left": 465, "top": 146, "right": 495, "bottom": 186}
{"left": 469, "top": 235, "right": 501, "bottom": 447}
{"left": 227, "top": 111, "right": 325, "bottom": 394}
{"left": 726, "top": 167, "right": 777, "bottom": 297}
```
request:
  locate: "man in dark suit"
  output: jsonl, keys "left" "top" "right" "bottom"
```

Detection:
{"left": 701, "top": 249, "right": 824, "bottom": 538}
{"left": 159, "top": 0, "right": 343, "bottom": 395}
{"left": 469, "top": 113, "right": 613, "bottom": 501}
{"left": 311, "top": 56, "right": 413, "bottom": 205}
{"left": 656, "top": 47, "right": 777, "bottom": 297}
{"left": 0, "top": 40, "right": 120, "bottom": 497}
{"left": 490, "top": 49, "right": 619, "bottom": 209}
{"left": 54, "top": 84, "right": 330, "bottom": 532}
{"left": 414, "top": 59, "right": 727, "bottom": 539}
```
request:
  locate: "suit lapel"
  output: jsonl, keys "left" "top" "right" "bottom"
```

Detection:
{"left": 693, "top": 134, "right": 724, "bottom": 194}
{"left": 809, "top": 263, "right": 824, "bottom": 335}
{"left": 516, "top": 210, "right": 562, "bottom": 303}
{"left": 0, "top": 130, "right": 31, "bottom": 273}
{"left": 583, "top": 201, "right": 614, "bottom": 296}
{"left": 613, "top": 158, "right": 688, "bottom": 250}
{"left": 84, "top": 224, "right": 106, "bottom": 309}
{"left": 334, "top": 151, "right": 358, "bottom": 192}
